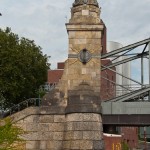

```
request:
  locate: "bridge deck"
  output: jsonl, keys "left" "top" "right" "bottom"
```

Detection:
{"left": 102, "top": 102, "right": 150, "bottom": 126}
{"left": 102, "top": 102, "right": 150, "bottom": 115}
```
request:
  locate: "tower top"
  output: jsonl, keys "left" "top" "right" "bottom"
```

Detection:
{"left": 69, "top": 0, "right": 101, "bottom": 24}
{"left": 73, "top": 0, "right": 99, "bottom": 7}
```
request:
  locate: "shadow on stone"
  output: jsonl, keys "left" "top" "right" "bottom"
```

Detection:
{"left": 66, "top": 82, "right": 101, "bottom": 114}
{"left": 42, "top": 89, "right": 65, "bottom": 107}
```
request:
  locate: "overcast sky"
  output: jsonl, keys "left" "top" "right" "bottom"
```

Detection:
{"left": 0, "top": 0, "right": 150, "bottom": 69}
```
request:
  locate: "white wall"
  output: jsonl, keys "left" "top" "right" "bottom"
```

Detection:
{"left": 107, "top": 41, "right": 131, "bottom": 96}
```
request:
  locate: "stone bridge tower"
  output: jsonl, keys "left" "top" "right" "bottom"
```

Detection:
{"left": 59, "top": 0, "right": 104, "bottom": 98}
{"left": 61, "top": 0, "right": 104, "bottom": 149}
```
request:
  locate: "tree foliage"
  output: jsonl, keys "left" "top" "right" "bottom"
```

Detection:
{"left": 0, "top": 27, "right": 50, "bottom": 107}
{"left": 0, "top": 118, "right": 25, "bottom": 150}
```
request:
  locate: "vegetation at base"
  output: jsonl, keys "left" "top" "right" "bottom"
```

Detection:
{"left": 0, "top": 118, "right": 25, "bottom": 150}
{"left": 122, "top": 142, "right": 129, "bottom": 150}
{"left": 0, "top": 27, "right": 50, "bottom": 108}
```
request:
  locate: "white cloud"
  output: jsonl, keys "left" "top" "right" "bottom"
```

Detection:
{"left": 100, "top": 0, "right": 150, "bottom": 45}
{"left": 0, "top": 0, "right": 150, "bottom": 69}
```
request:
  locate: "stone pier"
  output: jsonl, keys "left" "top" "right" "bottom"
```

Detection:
{"left": 63, "top": 83, "right": 104, "bottom": 149}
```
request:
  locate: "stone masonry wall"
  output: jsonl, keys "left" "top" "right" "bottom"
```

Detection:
{"left": 11, "top": 106, "right": 104, "bottom": 150}
{"left": 12, "top": 107, "right": 65, "bottom": 150}
{"left": 63, "top": 113, "right": 104, "bottom": 150}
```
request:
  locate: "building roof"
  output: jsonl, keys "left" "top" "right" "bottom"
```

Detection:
{"left": 103, "top": 133, "right": 122, "bottom": 137}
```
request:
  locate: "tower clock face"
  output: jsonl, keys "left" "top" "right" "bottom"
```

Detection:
{"left": 78, "top": 49, "right": 92, "bottom": 64}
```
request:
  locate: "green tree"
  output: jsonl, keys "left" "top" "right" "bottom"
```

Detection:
{"left": 0, "top": 118, "right": 25, "bottom": 150}
{"left": 0, "top": 27, "right": 50, "bottom": 107}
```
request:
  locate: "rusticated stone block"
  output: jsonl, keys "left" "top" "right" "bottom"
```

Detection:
{"left": 70, "top": 140, "right": 80, "bottom": 149}
{"left": 73, "top": 122, "right": 83, "bottom": 131}
{"left": 26, "top": 123, "right": 38, "bottom": 131}
{"left": 87, "top": 39, "right": 101, "bottom": 45}
{"left": 66, "top": 113, "right": 102, "bottom": 122}
{"left": 92, "top": 122, "right": 103, "bottom": 131}
{"left": 54, "top": 115, "right": 65, "bottom": 123}
{"left": 53, "top": 132, "right": 64, "bottom": 140}
{"left": 64, "top": 131, "right": 83, "bottom": 140}
{"left": 47, "top": 141, "right": 63, "bottom": 149}
{"left": 11, "top": 107, "right": 39, "bottom": 122}
{"left": 93, "top": 140, "right": 105, "bottom": 150}
{"left": 39, "top": 115, "right": 54, "bottom": 123}
{"left": 63, "top": 141, "right": 71, "bottom": 149}
{"left": 94, "top": 131, "right": 103, "bottom": 140}
{"left": 79, "top": 140, "right": 93, "bottom": 149}
{"left": 24, "top": 115, "right": 39, "bottom": 123}
{"left": 66, "top": 113, "right": 83, "bottom": 122}
{"left": 83, "top": 131, "right": 102, "bottom": 140}
{"left": 38, "top": 132, "right": 53, "bottom": 140}
{"left": 64, "top": 131, "right": 74, "bottom": 140}
{"left": 74, "top": 38, "right": 87, "bottom": 45}
{"left": 73, "top": 131, "right": 83, "bottom": 140}
{"left": 65, "top": 122, "right": 74, "bottom": 131}
{"left": 83, "top": 113, "right": 101, "bottom": 122}
{"left": 22, "top": 132, "right": 39, "bottom": 141}
{"left": 38, "top": 124, "right": 49, "bottom": 132}
{"left": 49, "top": 123, "right": 64, "bottom": 132}
{"left": 26, "top": 141, "right": 39, "bottom": 149}
{"left": 71, "top": 121, "right": 102, "bottom": 131}
{"left": 17, "top": 119, "right": 24, "bottom": 124}
{"left": 82, "top": 122, "right": 95, "bottom": 130}
{"left": 83, "top": 131, "right": 95, "bottom": 140}
{"left": 74, "top": 31, "right": 102, "bottom": 39}
{"left": 69, "top": 31, "right": 75, "bottom": 38}
{"left": 15, "top": 122, "right": 26, "bottom": 131}
{"left": 39, "top": 141, "right": 47, "bottom": 149}
{"left": 26, "top": 149, "right": 38, "bottom": 150}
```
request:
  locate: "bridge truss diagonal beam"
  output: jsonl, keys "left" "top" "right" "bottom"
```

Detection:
{"left": 101, "top": 38, "right": 150, "bottom": 59}
{"left": 101, "top": 65, "right": 143, "bottom": 86}
{"left": 101, "top": 52, "right": 148, "bottom": 71}
{"left": 105, "top": 86, "right": 150, "bottom": 102}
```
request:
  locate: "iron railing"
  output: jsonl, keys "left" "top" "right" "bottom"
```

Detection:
{"left": 0, "top": 98, "right": 41, "bottom": 118}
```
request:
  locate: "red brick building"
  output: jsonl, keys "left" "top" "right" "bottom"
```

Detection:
{"left": 104, "top": 134, "right": 122, "bottom": 150}
{"left": 121, "top": 127, "right": 139, "bottom": 149}
{"left": 101, "top": 59, "right": 116, "bottom": 101}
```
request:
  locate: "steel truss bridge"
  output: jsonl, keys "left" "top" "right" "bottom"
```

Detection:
{"left": 101, "top": 38, "right": 150, "bottom": 126}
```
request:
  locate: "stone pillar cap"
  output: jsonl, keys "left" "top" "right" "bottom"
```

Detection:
{"left": 73, "top": 0, "right": 99, "bottom": 7}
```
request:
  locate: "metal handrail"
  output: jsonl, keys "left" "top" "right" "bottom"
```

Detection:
{"left": 0, "top": 83, "right": 57, "bottom": 118}
{"left": 0, "top": 98, "right": 41, "bottom": 118}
